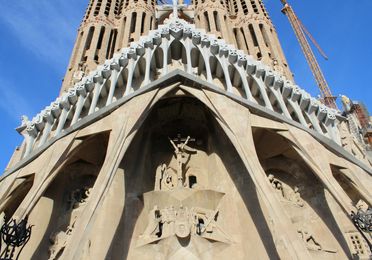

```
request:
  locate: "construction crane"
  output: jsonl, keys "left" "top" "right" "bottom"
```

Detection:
{"left": 280, "top": 0, "right": 338, "bottom": 109}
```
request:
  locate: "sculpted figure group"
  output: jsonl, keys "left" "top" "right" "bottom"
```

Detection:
{"left": 48, "top": 186, "right": 92, "bottom": 260}
{"left": 155, "top": 136, "right": 197, "bottom": 191}
{"left": 268, "top": 174, "right": 304, "bottom": 207}
{"left": 139, "top": 135, "right": 230, "bottom": 246}
{"left": 139, "top": 205, "right": 223, "bottom": 244}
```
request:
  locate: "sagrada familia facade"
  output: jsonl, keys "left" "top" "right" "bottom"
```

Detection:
{"left": 0, "top": 0, "right": 371, "bottom": 259}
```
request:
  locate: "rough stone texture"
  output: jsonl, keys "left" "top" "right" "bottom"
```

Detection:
{"left": 1, "top": 1, "right": 371, "bottom": 260}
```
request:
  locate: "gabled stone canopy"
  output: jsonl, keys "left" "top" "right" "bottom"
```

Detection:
{"left": 17, "top": 18, "right": 341, "bottom": 167}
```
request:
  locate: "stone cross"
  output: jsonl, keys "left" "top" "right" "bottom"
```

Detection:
{"left": 170, "top": 0, "right": 185, "bottom": 19}
{"left": 172, "top": 0, "right": 178, "bottom": 18}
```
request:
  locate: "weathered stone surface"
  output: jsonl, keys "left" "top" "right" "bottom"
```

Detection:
{"left": 1, "top": 1, "right": 371, "bottom": 260}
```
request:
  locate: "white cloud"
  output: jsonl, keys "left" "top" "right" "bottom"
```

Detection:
{"left": 0, "top": 77, "right": 34, "bottom": 123}
{"left": 0, "top": 0, "right": 84, "bottom": 70}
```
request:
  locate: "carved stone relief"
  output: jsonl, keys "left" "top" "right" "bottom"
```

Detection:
{"left": 266, "top": 170, "right": 340, "bottom": 256}
{"left": 137, "top": 135, "right": 230, "bottom": 250}
{"left": 345, "top": 232, "right": 371, "bottom": 259}
{"left": 268, "top": 174, "right": 304, "bottom": 207}
{"left": 48, "top": 186, "right": 92, "bottom": 259}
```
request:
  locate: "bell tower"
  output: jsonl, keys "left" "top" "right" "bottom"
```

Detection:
{"left": 230, "top": 0, "right": 292, "bottom": 79}
{"left": 61, "top": 0, "right": 292, "bottom": 94}
{"left": 193, "top": 0, "right": 235, "bottom": 43}
{"left": 61, "top": 0, "right": 156, "bottom": 94}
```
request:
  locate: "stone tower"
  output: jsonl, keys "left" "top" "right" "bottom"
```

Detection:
{"left": 1, "top": 0, "right": 372, "bottom": 259}
{"left": 62, "top": 0, "right": 157, "bottom": 93}
{"left": 61, "top": 0, "right": 291, "bottom": 93}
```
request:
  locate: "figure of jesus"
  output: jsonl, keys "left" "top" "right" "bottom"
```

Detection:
{"left": 169, "top": 136, "right": 192, "bottom": 187}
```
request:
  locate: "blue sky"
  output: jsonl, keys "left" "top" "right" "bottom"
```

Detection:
{"left": 0, "top": 0, "right": 371, "bottom": 172}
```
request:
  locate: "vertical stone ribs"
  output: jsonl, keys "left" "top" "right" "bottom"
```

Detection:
{"left": 18, "top": 19, "right": 340, "bottom": 163}
{"left": 61, "top": 0, "right": 156, "bottom": 94}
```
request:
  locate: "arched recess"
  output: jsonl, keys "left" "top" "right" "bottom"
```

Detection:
{"left": 252, "top": 127, "right": 353, "bottom": 259}
{"left": 247, "top": 75, "right": 266, "bottom": 106}
{"left": 191, "top": 46, "right": 207, "bottom": 79}
{"left": 132, "top": 56, "right": 146, "bottom": 90}
{"left": 0, "top": 175, "right": 34, "bottom": 222}
{"left": 151, "top": 46, "right": 164, "bottom": 70}
{"left": 114, "top": 66, "right": 129, "bottom": 101}
{"left": 21, "top": 132, "right": 110, "bottom": 260}
{"left": 228, "top": 64, "right": 244, "bottom": 97}
{"left": 330, "top": 165, "right": 369, "bottom": 205}
{"left": 167, "top": 39, "right": 187, "bottom": 68}
{"left": 284, "top": 100, "right": 301, "bottom": 125}
{"left": 209, "top": 56, "right": 228, "bottom": 91}
{"left": 105, "top": 96, "right": 281, "bottom": 259}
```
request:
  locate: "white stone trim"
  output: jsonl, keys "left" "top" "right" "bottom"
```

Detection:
{"left": 18, "top": 18, "right": 341, "bottom": 159}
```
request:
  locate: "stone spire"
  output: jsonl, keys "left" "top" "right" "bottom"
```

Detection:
{"left": 61, "top": 0, "right": 156, "bottom": 94}
{"left": 229, "top": 0, "right": 293, "bottom": 79}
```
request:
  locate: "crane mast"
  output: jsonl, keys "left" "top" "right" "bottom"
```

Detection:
{"left": 280, "top": 0, "right": 338, "bottom": 109}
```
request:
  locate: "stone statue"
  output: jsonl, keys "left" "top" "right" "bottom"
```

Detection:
{"left": 160, "top": 206, "right": 176, "bottom": 237}
{"left": 140, "top": 205, "right": 162, "bottom": 239}
{"left": 268, "top": 174, "right": 283, "bottom": 193}
{"left": 169, "top": 135, "right": 196, "bottom": 188}
{"left": 192, "top": 207, "right": 218, "bottom": 235}
{"left": 290, "top": 187, "right": 304, "bottom": 207}
{"left": 48, "top": 225, "right": 74, "bottom": 260}
{"left": 68, "top": 187, "right": 91, "bottom": 210}
{"left": 155, "top": 164, "right": 167, "bottom": 190}
{"left": 282, "top": 185, "right": 304, "bottom": 207}
{"left": 21, "top": 115, "right": 29, "bottom": 126}
{"left": 297, "top": 228, "right": 322, "bottom": 251}
{"left": 155, "top": 164, "right": 178, "bottom": 191}
{"left": 341, "top": 95, "right": 352, "bottom": 112}
{"left": 174, "top": 206, "right": 191, "bottom": 238}
{"left": 356, "top": 199, "right": 369, "bottom": 212}
{"left": 138, "top": 202, "right": 230, "bottom": 246}
{"left": 268, "top": 175, "right": 304, "bottom": 207}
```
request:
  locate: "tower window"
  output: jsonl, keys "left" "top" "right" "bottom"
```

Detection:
{"left": 141, "top": 13, "right": 146, "bottom": 34}
{"left": 224, "top": 0, "right": 230, "bottom": 13}
{"left": 96, "top": 26, "right": 105, "bottom": 50}
{"left": 84, "top": 1, "right": 94, "bottom": 20}
{"left": 242, "top": 1, "right": 248, "bottom": 15}
{"left": 259, "top": 24, "right": 269, "bottom": 48}
{"left": 94, "top": 0, "right": 102, "bottom": 16}
{"left": 250, "top": 0, "right": 259, "bottom": 14}
{"left": 110, "top": 30, "right": 118, "bottom": 58}
{"left": 106, "top": 30, "right": 114, "bottom": 59}
{"left": 241, "top": 28, "right": 249, "bottom": 53}
{"left": 257, "top": 52, "right": 262, "bottom": 60}
{"left": 213, "top": 11, "right": 220, "bottom": 32}
{"left": 84, "top": 26, "right": 95, "bottom": 51}
{"left": 105, "top": 0, "right": 112, "bottom": 16}
{"left": 130, "top": 12, "right": 137, "bottom": 33}
{"left": 249, "top": 24, "right": 258, "bottom": 47}
{"left": 94, "top": 26, "right": 105, "bottom": 62}
{"left": 150, "top": 16, "right": 153, "bottom": 30}
{"left": 234, "top": 28, "right": 238, "bottom": 45}
{"left": 233, "top": 0, "right": 238, "bottom": 14}
{"left": 81, "top": 26, "right": 95, "bottom": 62}
{"left": 204, "top": 12, "right": 210, "bottom": 32}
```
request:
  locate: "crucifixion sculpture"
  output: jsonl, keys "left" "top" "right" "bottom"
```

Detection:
{"left": 169, "top": 135, "right": 196, "bottom": 187}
